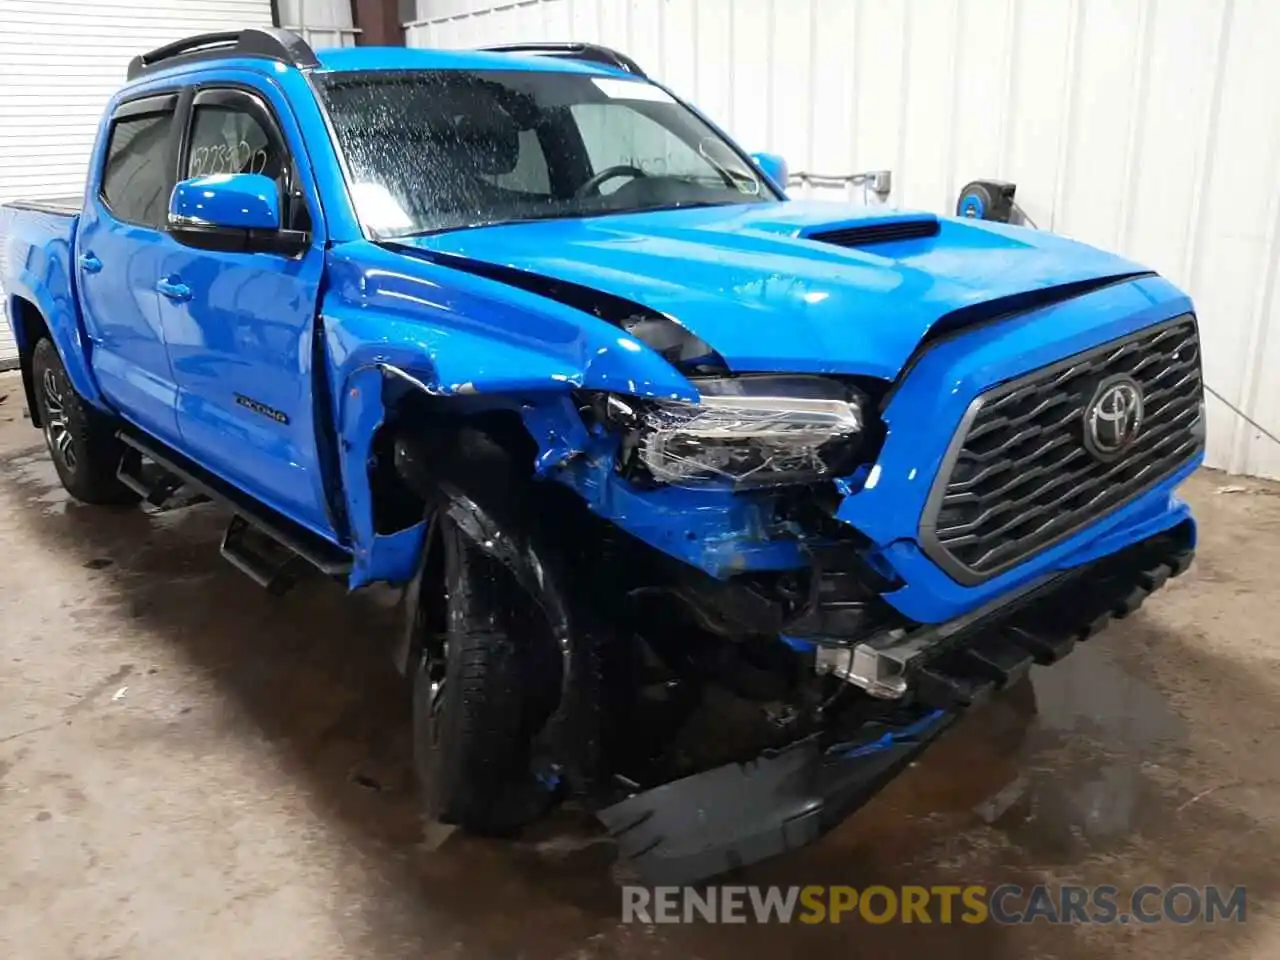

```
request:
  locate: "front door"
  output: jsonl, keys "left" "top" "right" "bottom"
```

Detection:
{"left": 157, "top": 79, "right": 334, "bottom": 540}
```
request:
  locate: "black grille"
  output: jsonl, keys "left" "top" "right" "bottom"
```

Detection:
{"left": 921, "top": 316, "right": 1204, "bottom": 583}
{"left": 808, "top": 218, "right": 940, "bottom": 248}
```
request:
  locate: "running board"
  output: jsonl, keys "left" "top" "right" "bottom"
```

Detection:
{"left": 115, "top": 429, "right": 352, "bottom": 586}
{"left": 117, "top": 445, "right": 191, "bottom": 507}
{"left": 220, "top": 515, "right": 300, "bottom": 594}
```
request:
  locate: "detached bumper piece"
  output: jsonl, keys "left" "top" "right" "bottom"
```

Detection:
{"left": 599, "top": 709, "right": 955, "bottom": 886}
{"left": 822, "top": 519, "right": 1194, "bottom": 707}
{"left": 599, "top": 521, "right": 1193, "bottom": 884}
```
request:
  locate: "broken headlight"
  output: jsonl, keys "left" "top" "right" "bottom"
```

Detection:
{"left": 628, "top": 375, "right": 864, "bottom": 489}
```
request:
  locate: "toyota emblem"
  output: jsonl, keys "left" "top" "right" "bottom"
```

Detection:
{"left": 1084, "top": 375, "right": 1145, "bottom": 460}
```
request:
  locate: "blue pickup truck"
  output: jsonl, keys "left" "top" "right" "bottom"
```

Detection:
{"left": 1, "top": 28, "right": 1204, "bottom": 883}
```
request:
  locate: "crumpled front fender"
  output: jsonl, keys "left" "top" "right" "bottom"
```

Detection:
{"left": 322, "top": 242, "right": 701, "bottom": 588}
{"left": 323, "top": 241, "right": 698, "bottom": 403}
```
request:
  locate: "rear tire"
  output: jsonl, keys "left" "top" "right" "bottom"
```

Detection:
{"left": 31, "top": 338, "right": 139, "bottom": 506}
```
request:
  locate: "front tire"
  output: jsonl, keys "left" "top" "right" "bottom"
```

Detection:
{"left": 407, "top": 488, "right": 559, "bottom": 835}
{"left": 31, "top": 338, "right": 138, "bottom": 506}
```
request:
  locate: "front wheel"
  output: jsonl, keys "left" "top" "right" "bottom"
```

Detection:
{"left": 408, "top": 503, "right": 560, "bottom": 835}
{"left": 31, "top": 338, "right": 139, "bottom": 506}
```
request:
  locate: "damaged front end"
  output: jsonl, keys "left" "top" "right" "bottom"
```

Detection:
{"left": 369, "top": 302, "right": 1202, "bottom": 884}
{"left": 464, "top": 313, "right": 1200, "bottom": 883}
{"left": 329, "top": 238, "right": 1203, "bottom": 884}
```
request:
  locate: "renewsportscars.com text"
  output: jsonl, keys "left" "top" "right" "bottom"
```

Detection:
{"left": 622, "top": 884, "right": 1247, "bottom": 925}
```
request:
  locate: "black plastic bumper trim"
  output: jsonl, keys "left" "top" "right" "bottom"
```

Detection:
{"left": 599, "top": 519, "right": 1194, "bottom": 884}
{"left": 599, "top": 710, "right": 956, "bottom": 886}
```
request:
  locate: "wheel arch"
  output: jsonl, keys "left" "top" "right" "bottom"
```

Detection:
{"left": 9, "top": 295, "right": 50, "bottom": 427}
{"left": 337, "top": 358, "right": 556, "bottom": 591}
{"left": 8, "top": 293, "right": 108, "bottom": 429}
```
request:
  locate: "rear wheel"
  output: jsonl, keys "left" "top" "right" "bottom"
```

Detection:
{"left": 31, "top": 338, "right": 138, "bottom": 506}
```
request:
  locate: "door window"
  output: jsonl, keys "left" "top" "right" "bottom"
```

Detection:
{"left": 184, "top": 94, "right": 311, "bottom": 233}
{"left": 101, "top": 111, "right": 175, "bottom": 226}
{"left": 187, "top": 105, "right": 281, "bottom": 185}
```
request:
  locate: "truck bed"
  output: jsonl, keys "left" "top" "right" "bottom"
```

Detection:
{"left": 1, "top": 195, "right": 83, "bottom": 371}
{"left": 3, "top": 197, "right": 81, "bottom": 217}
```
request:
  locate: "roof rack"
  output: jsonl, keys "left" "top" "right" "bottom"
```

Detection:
{"left": 126, "top": 27, "right": 319, "bottom": 81}
{"left": 479, "top": 42, "right": 647, "bottom": 79}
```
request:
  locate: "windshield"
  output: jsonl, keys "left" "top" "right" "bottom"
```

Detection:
{"left": 315, "top": 69, "right": 778, "bottom": 238}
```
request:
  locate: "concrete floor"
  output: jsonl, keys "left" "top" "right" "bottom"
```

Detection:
{"left": 1, "top": 368, "right": 1278, "bottom": 959}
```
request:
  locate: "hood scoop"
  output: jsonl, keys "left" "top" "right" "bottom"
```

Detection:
{"left": 805, "top": 214, "right": 940, "bottom": 249}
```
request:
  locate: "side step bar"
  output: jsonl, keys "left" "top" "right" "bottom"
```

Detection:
{"left": 220, "top": 515, "right": 302, "bottom": 594}
{"left": 115, "top": 429, "right": 352, "bottom": 586}
{"left": 116, "top": 445, "right": 192, "bottom": 507}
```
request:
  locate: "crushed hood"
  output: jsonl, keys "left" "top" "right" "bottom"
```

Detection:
{"left": 397, "top": 201, "right": 1150, "bottom": 381}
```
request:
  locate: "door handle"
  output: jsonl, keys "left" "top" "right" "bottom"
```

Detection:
{"left": 155, "top": 278, "right": 192, "bottom": 302}
{"left": 78, "top": 253, "right": 102, "bottom": 274}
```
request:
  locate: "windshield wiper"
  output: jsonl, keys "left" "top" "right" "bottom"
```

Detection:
{"left": 391, "top": 209, "right": 590, "bottom": 239}
{"left": 389, "top": 200, "right": 751, "bottom": 240}
{"left": 628, "top": 200, "right": 747, "bottom": 214}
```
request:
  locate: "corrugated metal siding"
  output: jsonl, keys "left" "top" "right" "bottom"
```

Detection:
{"left": 0, "top": 0, "right": 274, "bottom": 368}
{"left": 408, "top": 0, "right": 1280, "bottom": 479}
{"left": 277, "top": 0, "right": 362, "bottom": 48}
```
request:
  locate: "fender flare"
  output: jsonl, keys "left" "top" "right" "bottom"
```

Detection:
{"left": 8, "top": 283, "right": 106, "bottom": 426}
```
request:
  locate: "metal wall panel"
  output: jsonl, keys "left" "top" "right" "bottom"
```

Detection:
{"left": 278, "top": 0, "right": 362, "bottom": 47}
{"left": 430, "top": 2, "right": 1280, "bottom": 478}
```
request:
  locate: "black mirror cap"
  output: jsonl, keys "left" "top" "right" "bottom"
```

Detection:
{"left": 168, "top": 223, "right": 310, "bottom": 258}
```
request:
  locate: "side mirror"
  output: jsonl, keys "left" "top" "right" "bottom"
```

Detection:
{"left": 751, "top": 152, "right": 790, "bottom": 192}
{"left": 168, "top": 174, "right": 306, "bottom": 255}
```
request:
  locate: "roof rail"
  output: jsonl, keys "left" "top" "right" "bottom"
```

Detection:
{"left": 126, "top": 27, "right": 319, "bottom": 81}
{"left": 479, "top": 42, "right": 647, "bottom": 79}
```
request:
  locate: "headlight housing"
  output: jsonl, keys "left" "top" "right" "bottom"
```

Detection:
{"left": 625, "top": 375, "right": 865, "bottom": 489}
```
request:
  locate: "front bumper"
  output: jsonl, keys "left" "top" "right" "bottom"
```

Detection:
{"left": 599, "top": 519, "right": 1194, "bottom": 884}
{"left": 820, "top": 517, "right": 1195, "bottom": 705}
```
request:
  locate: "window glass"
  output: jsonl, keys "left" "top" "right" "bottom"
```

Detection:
{"left": 185, "top": 100, "right": 310, "bottom": 233}
{"left": 101, "top": 111, "right": 174, "bottom": 226}
{"left": 317, "top": 70, "right": 773, "bottom": 238}
{"left": 570, "top": 103, "right": 723, "bottom": 189}
{"left": 483, "top": 128, "right": 550, "bottom": 194}
{"left": 186, "top": 105, "right": 283, "bottom": 188}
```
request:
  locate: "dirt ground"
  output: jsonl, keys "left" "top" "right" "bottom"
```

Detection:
{"left": 0, "top": 368, "right": 1277, "bottom": 959}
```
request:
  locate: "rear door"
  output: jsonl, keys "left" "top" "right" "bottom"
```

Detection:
{"left": 156, "top": 77, "right": 334, "bottom": 540}
{"left": 77, "top": 93, "right": 182, "bottom": 443}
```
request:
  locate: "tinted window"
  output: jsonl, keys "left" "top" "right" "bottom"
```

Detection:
{"left": 485, "top": 129, "right": 550, "bottom": 195}
{"left": 184, "top": 98, "right": 311, "bottom": 234}
{"left": 317, "top": 70, "right": 775, "bottom": 238}
{"left": 187, "top": 104, "right": 283, "bottom": 186}
{"left": 101, "top": 111, "right": 174, "bottom": 226}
